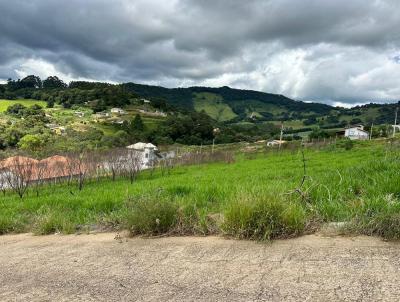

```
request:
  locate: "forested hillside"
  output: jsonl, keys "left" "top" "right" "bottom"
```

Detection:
{"left": 0, "top": 75, "right": 399, "bottom": 153}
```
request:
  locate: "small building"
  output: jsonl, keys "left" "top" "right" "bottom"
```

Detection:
{"left": 45, "top": 124, "right": 66, "bottom": 135}
{"left": 74, "top": 111, "right": 85, "bottom": 118}
{"left": 267, "top": 140, "right": 286, "bottom": 147}
{"left": 126, "top": 142, "right": 160, "bottom": 169}
{"left": 111, "top": 108, "right": 127, "bottom": 115}
{"left": 54, "top": 126, "right": 66, "bottom": 135}
{"left": 343, "top": 125, "right": 369, "bottom": 140}
{"left": 94, "top": 112, "right": 110, "bottom": 118}
{"left": 141, "top": 98, "right": 151, "bottom": 104}
{"left": 111, "top": 119, "right": 125, "bottom": 125}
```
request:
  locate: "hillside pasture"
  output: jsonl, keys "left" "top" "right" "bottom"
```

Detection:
{"left": 193, "top": 92, "right": 237, "bottom": 122}
{"left": 0, "top": 99, "right": 47, "bottom": 112}
{"left": 1, "top": 140, "right": 400, "bottom": 240}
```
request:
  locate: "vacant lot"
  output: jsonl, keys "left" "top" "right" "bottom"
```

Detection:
{"left": 1, "top": 232, "right": 400, "bottom": 301}
{"left": 0, "top": 99, "right": 47, "bottom": 112}
{"left": 1, "top": 140, "right": 400, "bottom": 240}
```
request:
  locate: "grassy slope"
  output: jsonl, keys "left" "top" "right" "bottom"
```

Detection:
{"left": 193, "top": 92, "right": 237, "bottom": 122}
{"left": 1, "top": 140, "right": 400, "bottom": 240}
{"left": 339, "top": 107, "right": 381, "bottom": 122}
{"left": 0, "top": 99, "right": 47, "bottom": 112}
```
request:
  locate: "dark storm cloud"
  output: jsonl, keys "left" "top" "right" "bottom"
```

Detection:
{"left": 0, "top": 0, "right": 400, "bottom": 104}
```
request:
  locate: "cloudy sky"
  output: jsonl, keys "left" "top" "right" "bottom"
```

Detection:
{"left": 1, "top": 0, "right": 400, "bottom": 106}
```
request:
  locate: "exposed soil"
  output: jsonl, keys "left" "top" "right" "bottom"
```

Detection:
{"left": 1, "top": 232, "right": 400, "bottom": 301}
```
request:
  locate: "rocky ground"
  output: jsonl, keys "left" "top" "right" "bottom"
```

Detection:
{"left": 1, "top": 232, "right": 400, "bottom": 301}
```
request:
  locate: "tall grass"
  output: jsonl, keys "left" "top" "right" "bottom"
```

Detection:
{"left": 0, "top": 140, "right": 400, "bottom": 240}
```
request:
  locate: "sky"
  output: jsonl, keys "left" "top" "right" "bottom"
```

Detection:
{"left": 1, "top": 0, "right": 400, "bottom": 106}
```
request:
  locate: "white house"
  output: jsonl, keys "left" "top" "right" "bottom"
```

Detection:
{"left": 94, "top": 112, "right": 110, "bottom": 118}
{"left": 74, "top": 111, "right": 85, "bottom": 118}
{"left": 126, "top": 143, "right": 160, "bottom": 169}
{"left": 267, "top": 140, "right": 286, "bottom": 147}
{"left": 344, "top": 125, "right": 369, "bottom": 140}
{"left": 111, "top": 108, "right": 127, "bottom": 115}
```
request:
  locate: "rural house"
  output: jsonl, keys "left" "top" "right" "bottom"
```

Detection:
{"left": 126, "top": 142, "right": 161, "bottom": 169}
{"left": 267, "top": 140, "right": 286, "bottom": 147}
{"left": 339, "top": 125, "right": 369, "bottom": 140}
{"left": 111, "top": 108, "right": 127, "bottom": 115}
{"left": 74, "top": 111, "right": 85, "bottom": 118}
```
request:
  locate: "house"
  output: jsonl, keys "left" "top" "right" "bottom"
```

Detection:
{"left": 392, "top": 125, "right": 400, "bottom": 132}
{"left": 126, "top": 142, "right": 160, "bottom": 169}
{"left": 267, "top": 140, "right": 286, "bottom": 147}
{"left": 141, "top": 98, "right": 151, "bottom": 104}
{"left": 45, "top": 124, "right": 66, "bottom": 135}
{"left": 342, "top": 125, "right": 369, "bottom": 140}
{"left": 111, "top": 108, "right": 127, "bottom": 115}
{"left": 94, "top": 112, "right": 110, "bottom": 118}
{"left": 106, "top": 117, "right": 125, "bottom": 125}
{"left": 74, "top": 111, "right": 85, "bottom": 118}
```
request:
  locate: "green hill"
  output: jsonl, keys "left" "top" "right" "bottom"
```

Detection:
{"left": 122, "top": 83, "right": 400, "bottom": 129}
{"left": 122, "top": 83, "right": 333, "bottom": 123}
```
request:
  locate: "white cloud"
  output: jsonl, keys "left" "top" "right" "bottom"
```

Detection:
{"left": 13, "top": 58, "right": 116, "bottom": 84}
{"left": 1, "top": 0, "right": 400, "bottom": 106}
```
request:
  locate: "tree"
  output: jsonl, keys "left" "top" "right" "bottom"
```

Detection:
{"left": 3, "top": 156, "right": 37, "bottom": 198}
{"left": 18, "top": 134, "right": 47, "bottom": 152}
{"left": 303, "top": 116, "right": 317, "bottom": 126}
{"left": 308, "top": 127, "right": 330, "bottom": 140}
{"left": 20, "top": 75, "right": 42, "bottom": 89}
{"left": 43, "top": 76, "right": 67, "bottom": 89}
{"left": 6, "top": 103, "right": 26, "bottom": 116}
{"left": 123, "top": 150, "right": 142, "bottom": 184}
{"left": 104, "top": 148, "right": 125, "bottom": 181}
{"left": 131, "top": 114, "right": 145, "bottom": 132}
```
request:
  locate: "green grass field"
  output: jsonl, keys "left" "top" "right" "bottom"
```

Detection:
{"left": 0, "top": 99, "right": 47, "bottom": 112}
{"left": 1, "top": 140, "right": 400, "bottom": 240}
{"left": 193, "top": 92, "right": 237, "bottom": 122}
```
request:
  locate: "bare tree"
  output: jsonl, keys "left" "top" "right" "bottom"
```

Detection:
{"left": 104, "top": 148, "right": 125, "bottom": 181}
{"left": 33, "top": 160, "right": 48, "bottom": 197}
{"left": 0, "top": 167, "right": 7, "bottom": 196}
{"left": 3, "top": 156, "right": 37, "bottom": 198}
{"left": 122, "top": 149, "right": 142, "bottom": 184}
{"left": 66, "top": 152, "right": 90, "bottom": 191}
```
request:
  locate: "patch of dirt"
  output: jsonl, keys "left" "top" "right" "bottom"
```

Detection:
{"left": 1, "top": 233, "right": 400, "bottom": 301}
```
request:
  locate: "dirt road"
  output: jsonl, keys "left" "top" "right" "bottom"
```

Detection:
{"left": 1, "top": 233, "right": 400, "bottom": 301}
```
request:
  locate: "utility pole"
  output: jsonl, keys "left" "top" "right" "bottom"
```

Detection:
{"left": 393, "top": 107, "right": 399, "bottom": 138}
{"left": 370, "top": 123, "right": 373, "bottom": 140}
{"left": 212, "top": 128, "right": 220, "bottom": 154}
{"left": 279, "top": 122, "right": 284, "bottom": 150}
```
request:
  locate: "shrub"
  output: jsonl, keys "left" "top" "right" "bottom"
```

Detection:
{"left": 343, "top": 139, "right": 354, "bottom": 150}
{"left": 124, "top": 194, "right": 178, "bottom": 236}
{"left": 347, "top": 196, "right": 400, "bottom": 240}
{"left": 0, "top": 214, "right": 24, "bottom": 234}
{"left": 222, "top": 195, "right": 307, "bottom": 240}
{"left": 33, "top": 210, "right": 75, "bottom": 235}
